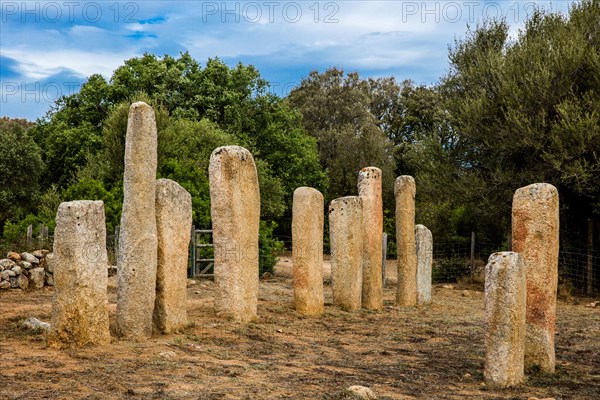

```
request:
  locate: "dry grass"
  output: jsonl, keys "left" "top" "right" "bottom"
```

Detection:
{"left": 0, "top": 256, "right": 599, "bottom": 399}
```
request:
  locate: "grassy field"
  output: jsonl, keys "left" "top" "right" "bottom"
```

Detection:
{"left": 1, "top": 257, "right": 599, "bottom": 399}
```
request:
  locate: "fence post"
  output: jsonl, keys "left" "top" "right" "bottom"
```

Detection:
{"left": 42, "top": 225, "right": 48, "bottom": 243}
{"left": 470, "top": 231, "right": 476, "bottom": 281}
{"left": 26, "top": 224, "right": 33, "bottom": 248}
{"left": 189, "top": 224, "right": 196, "bottom": 278}
{"left": 381, "top": 232, "right": 388, "bottom": 286}
{"left": 587, "top": 218, "right": 594, "bottom": 296}
{"left": 114, "top": 225, "right": 119, "bottom": 264}
{"left": 37, "top": 223, "right": 44, "bottom": 245}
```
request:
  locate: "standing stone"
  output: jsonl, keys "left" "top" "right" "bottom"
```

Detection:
{"left": 48, "top": 201, "right": 110, "bottom": 348}
{"left": 484, "top": 252, "right": 526, "bottom": 388}
{"left": 329, "top": 196, "right": 363, "bottom": 312}
{"left": 209, "top": 146, "right": 260, "bottom": 322}
{"left": 292, "top": 187, "right": 325, "bottom": 316}
{"left": 512, "top": 183, "right": 559, "bottom": 373}
{"left": 358, "top": 167, "right": 383, "bottom": 311}
{"left": 153, "top": 179, "right": 193, "bottom": 333}
{"left": 395, "top": 176, "right": 417, "bottom": 306}
{"left": 116, "top": 102, "right": 158, "bottom": 340}
{"left": 415, "top": 224, "right": 433, "bottom": 305}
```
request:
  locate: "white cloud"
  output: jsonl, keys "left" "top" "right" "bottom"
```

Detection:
{"left": 1, "top": 0, "right": 578, "bottom": 119}
{"left": 1, "top": 48, "right": 138, "bottom": 80}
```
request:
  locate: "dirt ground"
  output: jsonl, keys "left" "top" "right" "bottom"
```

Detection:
{"left": 1, "top": 256, "right": 599, "bottom": 400}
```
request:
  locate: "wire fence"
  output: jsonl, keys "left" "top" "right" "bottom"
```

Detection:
{"left": 383, "top": 236, "right": 599, "bottom": 297}
{"left": 2, "top": 228, "right": 597, "bottom": 297}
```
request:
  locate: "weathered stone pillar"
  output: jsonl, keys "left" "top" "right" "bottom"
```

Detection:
{"left": 484, "top": 252, "right": 526, "bottom": 388}
{"left": 512, "top": 183, "right": 559, "bottom": 373}
{"left": 116, "top": 102, "right": 158, "bottom": 340}
{"left": 415, "top": 224, "right": 432, "bottom": 305}
{"left": 292, "top": 187, "right": 325, "bottom": 316}
{"left": 48, "top": 201, "right": 110, "bottom": 348}
{"left": 209, "top": 146, "right": 260, "bottom": 322}
{"left": 358, "top": 167, "right": 383, "bottom": 310}
{"left": 153, "top": 179, "right": 193, "bottom": 334}
{"left": 395, "top": 175, "right": 417, "bottom": 306}
{"left": 329, "top": 196, "right": 363, "bottom": 312}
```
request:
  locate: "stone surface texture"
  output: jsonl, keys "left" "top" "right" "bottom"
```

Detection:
{"left": 395, "top": 175, "right": 417, "bottom": 306}
{"left": 209, "top": 146, "right": 260, "bottom": 322}
{"left": 512, "top": 183, "right": 559, "bottom": 373}
{"left": 116, "top": 101, "right": 158, "bottom": 340}
{"left": 292, "top": 187, "right": 325, "bottom": 316}
{"left": 153, "top": 179, "right": 193, "bottom": 333}
{"left": 29, "top": 267, "right": 46, "bottom": 289}
{"left": 358, "top": 167, "right": 383, "bottom": 310}
{"left": 415, "top": 224, "right": 433, "bottom": 305}
{"left": 329, "top": 196, "right": 363, "bottom": 312}
{"left": 48, "top": 200, "right": 111, "bottom": 348}
{"left": 484, "top": 252, "right": 526, "bottom": 388}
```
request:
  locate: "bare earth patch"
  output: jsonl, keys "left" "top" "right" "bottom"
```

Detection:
{"left": 1, "top": 256, "right": 599, "bottom": 399}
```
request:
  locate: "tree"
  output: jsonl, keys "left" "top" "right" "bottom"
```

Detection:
{"left": 437, "top": 0, "right": 600, "bottom": 244}
{"left": 24, "top": 52, "right": 327, "bottom": 273}
{"left": 287, "top": 68, "right": 395, "bottom": 204}
{"left": 0, "top": 118, "right": 44, "bottom": 232}
{"left": 31, "top": 75, "right": 110, "bottom": 186}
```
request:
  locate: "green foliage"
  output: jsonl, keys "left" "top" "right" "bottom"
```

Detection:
{"left": 432, "top": 258, "right": 470, "bottom": 283}
{"left": 12, "top": 53, "right": 321, "bottom": 272}
{"left": 383, "top": 209, "right": 397, "bottom": 258}
{"left": 98, "top": 93, "right": 171, "bottom": 181}
{"left": 0, "top": 118, "right": 44, "bottom": 231}
{"left": 6, "top": 2, "right": 599, "bottom": 275}
{"left": 436, "top": 0, "right": 600, "bottom": 244}
{"left": 62, "top": 178, "right": 123, "bottom": 233}
{"left": 287, "top": 68, "right": 395, "bottom": 206}
{"left": 159, "top": 118, "right": 237, "bottom": 227}
{"left": 2, "top": 215, "right": 42, "bottom": 243}
{"left": 258, "top": 220, "right": 284, "bottom": 275}
{"left": 30, "top": 75, "right": 110, "bottom": 187}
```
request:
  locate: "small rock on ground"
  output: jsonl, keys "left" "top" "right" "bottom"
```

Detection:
{"left": 346, "top": 385, "right": 377, "bottom": 399}
{"left": 22, "top": 317, "right": 50, "bottom": 332}
{"left": 187, "top": 279, "right": 197, "bottom": 287}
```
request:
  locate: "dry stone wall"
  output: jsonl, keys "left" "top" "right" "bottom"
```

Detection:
{"left": 0, "top": 250, "right": 52, "bottom": 291}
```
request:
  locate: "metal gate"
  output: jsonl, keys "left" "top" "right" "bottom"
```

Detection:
{"left": 189, "top": 226, "right": 214, "bottom": 278}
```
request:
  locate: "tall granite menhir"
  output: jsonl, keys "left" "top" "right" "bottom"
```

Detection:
{"left": 48, "top": 201, "right": 110, "bottom": 348}
{"left": 512, "top": 183, "right": 559, "bottom": 373}
{"left": 395, "top": 176, "right": 417, "bottom": 306}
{"left": 415, "top": 224, "right": 432, "bottom": 305}
{"left": 329, "top": 196, "right": 363, "bottom": 312}
{"left": 154, "top": 179, "right": 193, "bottom": 333}
{"left": 209, "top": 146, "right": 260, "bottom": 322}
{"left": 292, "top": 187, "right": 325, "bottom": 316}
{"left": 358, "top": 167, "right": 383, "bottom": 310}
{"left": 116, "top": 102, "right": 158, "bottom": 340}
{"left": 484, "top": 252, "right": 526, "bottom": 388}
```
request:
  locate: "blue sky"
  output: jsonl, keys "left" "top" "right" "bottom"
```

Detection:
{"left": 1, "top": 1, "right": 574, "bottom": 120}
